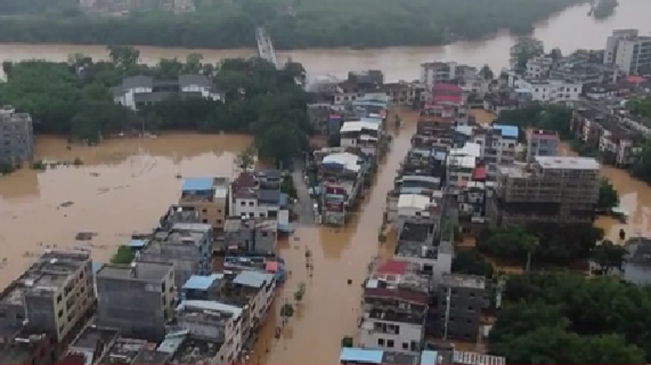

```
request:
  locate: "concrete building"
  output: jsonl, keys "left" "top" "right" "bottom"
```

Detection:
{"left": 97, "top": 337, "right": 161, "bottom": 364}
{"left": 160, "top": 204, "right": 201, "bottom": 230}
{"left": 138, "top": 222, "right": 213, "bottom": 291}
{"left": 525, "top": 56, "right": 553, "bottom": 79}
{"left": 178, "top": 177, "right": 229, "bottom": 232}
{"left": 111, "top": 75, "right": 223, "bottom": 111}
{"left": 491, "top": 156, "right": 600, "bottom": 227}
{"left": 339, "top": 120, "right": 382, "bottom": 157}
{"left": 175, "top": 300, "right": 244, "bottom": 364}
{"left": 95, "top": 261, "right": 176, "bottom": 341}
{"left": 435, "top": 274, "right": 490, "bottom": 342}
{"left": 229, "top": 171, "right": 282, "bottom": 220}
{"left": 510, "top": 77, "right": 582, "bottom": 103}
{"left": 0, "top": 106, "right": 34, "bottom": 167}
{"left": 621, "top": 237, "right": 651, "bottom": 286}
{"left": 604, "top": 29, "right": 651, "bottom": 75}
{"left": 446, "top": 143, "right": 481, "bottom": 188}
{"left": 472, "top": 125, "right": 518, "bottom": 167}
{"left": 63, "top": 325, "right": 120, "bottom": 364}
{"left": 393, "top": 222, "right": 453, "bottom": 284}
{"left": 0, "top": 250, "right": 94, "bottom": 342}
{"left": 339, "top": 347, "right": 425, "bottom": 364}
{"left": 525, "top": 129, "right": 559, "bottom": 162}
{"left": 359, "top": 260, "right": 430, "bottom": 353}
{"left": 420, "top": 62, "right": 477, "bottom": 91}
{"left": 318, "top": 151, "right": 366, "bottom": 225}
{"left": 221, "top": 217, "right": 277, "bottom": 256}
{"left": 0, "top": 327, "right": 57, "bottom": 364}
{"left": 395, "top": 193, "right": 442, "bottom": 234}
{"left": 160, "top": 331, "right": 229, "bottom": 365}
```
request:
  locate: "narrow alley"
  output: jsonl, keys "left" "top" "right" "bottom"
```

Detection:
{"left": 250, "top": 109, "right": 418, "bottom": 363}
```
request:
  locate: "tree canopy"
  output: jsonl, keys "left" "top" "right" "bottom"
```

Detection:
{"left": 510, "top": 36, "right": 544, "bottom": 71}
{"left": 597, "top": 178, "right": 619, "bottom": 211}
{"left": 490, "top": 272, "right": 649, "bottom": 363}
{"left": 452, "top": 248, "right": 495, "bottom": 278}
{"left": 0, "top": 46, "right": 311, "bottom": 166}
{"left": 590, "top": 240, "right": 626, "bottom": 275}
{"left": 0, "top": 0, "right": 585, "bottom": 49}
{"left": 497, "top": 103, "right": 573, "bottom": 141}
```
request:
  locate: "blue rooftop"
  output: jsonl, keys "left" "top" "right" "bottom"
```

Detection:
{"left": 493, "top": 124, "right": 519, "bottom": 139}
{"left": 182, "top": 177, "right": 213, "bottom": 192}
{"left": 421, "top": 350, "right": 438, "bottom": 365}
{"left": 182, "top": 274, "right": 224, "bottom": 290}
{"left": 340, "top": 348, "right": 384, "bottom": 364}
{"left": 233, "top": 270, "right": 274, "bottom": 288}
{"left": 92, "top": 261, "right": 102, "bottom": 275}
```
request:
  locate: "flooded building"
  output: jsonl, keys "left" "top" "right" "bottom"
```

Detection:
{"left": 621, "top": 237, "right": 651, "bottom": 286}
{"left": 447, "top": 143, "right": 481, "bottom": 189}
{"left": 95, "top": 261, "right": 176, "bottom": 341}
{"left": 318, "top": 151, "right": 366, "bottom": 225}
{"left": 175, "top": 300, "right": 243, "bottom": 363}
{"left": 490, "top": 156, "right": 600, "bottom": 227}
{"left": 509, "top": 76, "right": 582, "bottom": 103}
{"left": 395, "top": 193, "right": 443, "bottom": 234}
{"left": 0, "top": 250, "right": 94, "bottom": 343}
{"left": 222, "top": 257, "right": 286, "bottom": 283}
{"left": 360, "top": 260, "right": 431, "bottom": 353}
{"left": 178, "top": 177, "right": 229, "bottom": 232}
{"left": 138, "top": 223, "right": 213, "bottom": 292}
{"left": 394, "top": 222, "right": 453, "bottom": 284}
{"left": 420, "top": 62, "right": 477, "bottom": 91}
{"left": 339, "top": 120, "right": 382, "bottom": 157}
{"left": 111, "top": 75, "right": 223, "bottom": 111}
{"left": 229, "top": 172, "right": 282, "bottom": 220}
{"left": 415, "top": 115, "right": 455, "bottom": 147}
{"left": 221, "top": 218, "right": 277, "bottom": 256}
{"left": 471, "top": 124, "right": 518, "bottom": 168}
{"left": 457, "top": 179, "right": 493, "bottom": 237}
{"left": 435, "top": 274, "right": 489, "bottom": 342}
{"left": 157, "top": 331, "right": 229, "bottom": 365}
{"left": 62, "top": 325, "right": 120, "bottom": 364}
{"left": 525, "top": 129, "right": 559, "bottom": 162}
{"left": 0, "top": 106, "right": 34, "bottom": 167}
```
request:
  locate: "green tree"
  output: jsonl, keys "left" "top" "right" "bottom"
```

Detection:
{"left": 479, "top": 64, "right": 494, "bottom": 80}
{"left": 235, "top": 143, "right": 257, "bottom": 171}
{"left": 597, "top": 178, "right": 619, "bottom": 211}
{"left": 452, "top": 248, "right": 494, "bottom": 278}
{"left": 341, "top": 336, "right": 354, "bottom": 348}
{"left": 510, "top": 36, "right": 544, "bottom": 72}
{"left": 280, "top": 302, "right": 294, "bottom": 323}
{"left": 107, "top": 45, "right": 140, "bottom": 70}
{"left": 590, "top": 240, "right": 626, "bottom": 274}
{"left": 110, "top": 245, "right": 134, "bottom": 264}
{"left": 294, "top": 282, "right": 306, "bottom": 302}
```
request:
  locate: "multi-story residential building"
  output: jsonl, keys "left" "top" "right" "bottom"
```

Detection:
{"left": 160, "top": 331, "right": 230, "bottom": 365}
{"left": 221, "top": 217, "right": 277, "bottom": 256}
{"left": 525, "top": 129, "right": 559, "bottom": 163}
{"left": 604, "top": 29, "right": 651, "bottom": 75}
{"left": 111, "top": 75, "right": 223, "bottom": 110}
{"left": 490, "top": 156, "right": 600, "bottom": 227}
{"left": 446, "top": 143, "right": 481, "bottom": 188}
{"left": 393, "top": 222, "right": 453, "bottom": 284}
{"left": 395, "top": 193, "right": 443, "bottom": 234}
{"left": 420, "top": 62, "right": 477, "bottom": 91}
{"left": 0, "top": 327, "right": 57, "bottom": 364}
{"left": 472, "top": 125, "right": 518, "bottom": 167}
{"left": 229, "top": 171, "right": 282, "bottom": 220}
{"left": 0, "top": 106, "right": 34, "bottom": 167}
{"left": 431, "top": 84, "right": 463, "bottom": 106}
{"left": 317, "top": 150, "right": 366, "bottom": 225}
{"left": 621, "top": 237, "right": 651, "bottom": 286}
{"left": 525, "top": 56, "right": 554, "bottom": 79}
{"left": 359, "top": 260, "right": 430, "bottom": 353}
{"left": 383, "top": 81, "right": 427, "bottom": 107}
{"left": 483, "top": 89, "right": 532, "bottom": 114}
{"left": 510, "top": 77, "right": 582, "bottom": 103}
{"left": 62, "top": 325, "right": 120, "bottom": 364}
{"left": 95, "top": 261, "right": 176, "bottom": 341}
{"left": 160, "top": 204, "right": 201, "bottom": 230}
{"left": 339, "top": 120, "right": 382, "bottom": 157}
{"left": 0, "top": 250, "right": 94, "bottom": 343}
{"left": 549, "top": 57, "right": 619, "bottom": 84}
{"left": 138, "top": 222, "right": 213, "bottom": 291}
{"left": 175, "top": 300, "right": 244, "bottom": 364}
{"left": 339, "top": 348, "right": 439, "bottom": 365}
{"left": 178, "top": 177, "right": 229, "bottom": 232}
{"left": 435, "top": 274, "right": 490, "bottom": 342}
{"left": 332, "top": 80, "right": 389, "bottom": 107}
{"left": 348, "top": 70, "right": 385, "bottom": 86}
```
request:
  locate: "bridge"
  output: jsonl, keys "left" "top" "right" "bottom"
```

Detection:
{"left": 255, "top": 26, "right": 279, "bottom": 68}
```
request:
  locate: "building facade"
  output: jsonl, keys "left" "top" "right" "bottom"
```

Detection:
{"left": 0, "top": 106, "right": 34, "bottom": 167}
{"left": 178, "top": 177, "right": 229, "bottom": 232}
{"left": 525, "top": 129, "right": 559, "bottom": 163}
{"left": 435, "top": 274, "right": 490, "bottom": 342}
{"left": 112, "top": 75, "right": 223, "bottom": 110}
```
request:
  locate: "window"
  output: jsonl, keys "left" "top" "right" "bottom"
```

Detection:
{"left": 240, "top": 201, "right": 246, "bottom": 206}
{"left": 202, "top": 219, "right": 208, "bottom": 223}
{"left": 58, "top": 309, "right": 63, "bottom": 318}
{"left": 402, "top": 342, "right": 409, "bottom": 350}
{"left": 249, "top": 201, "right": 255, "bottom": 206}
{"left": 202, "top": 209, "right": 207, "bottom": 213}
{"left": 378, "top": 338, "right": 385, "bottom": 346}
{"left": 56, "top": 294, "right": 62, "bottom": 303}
{"left": 387, "top": 340, "right": 394, "bottom": 348}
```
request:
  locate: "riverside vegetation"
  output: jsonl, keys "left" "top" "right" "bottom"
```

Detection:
{"left": 0, "top": 46, "right": 312, "bottom": 168}
{"left": 0, "top": 0, "right": 588, "bottom": 49}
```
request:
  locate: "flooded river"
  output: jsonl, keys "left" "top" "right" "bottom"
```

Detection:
{"left": 1, "top": 0, "right": 651, "bottom": 362}
{"left": 0, "top": 0, "right": 650, "bottom": 82}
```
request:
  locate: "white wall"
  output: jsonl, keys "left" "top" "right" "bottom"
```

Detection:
{"left": 359, "top": 318, "right": 424, "bottom": 353}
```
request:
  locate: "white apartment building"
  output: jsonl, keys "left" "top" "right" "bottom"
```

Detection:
{"left": 525, "top": 56, "right": 554, "bottom": 79}
{"left": 446, "top": 143, "right": 481, "bottom": 187}
{"left": 472, "top": 125, "right": 518, "bottom": 168}
{"left": 604, "top": 29, "right": 651, "bottom": 75}
{"left": 420, "top": 62, "right": 477, "bottom": 91}
{"left": 604, "top": 29, "right": 639, "bottom": 64}
{"left": 339, "top": 121, "right": 381, "bottom": 156}
{"left": 510, "top": 76, "right": 582, "bottom": 102}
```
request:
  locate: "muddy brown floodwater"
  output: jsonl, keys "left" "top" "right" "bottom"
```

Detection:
{"left": 249, "top": 109, "right": 417, "bottom": 364}
{"left": 0, "top": 133, "right": 251, "bottom": 287}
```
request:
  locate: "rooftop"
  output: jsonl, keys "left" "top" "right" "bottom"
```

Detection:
{"left": 182, "top": 274, "right": 224, "bottom": 291}
{"left": 398, "top": 222, "right": 434, "bottom": 244}
{"left": 182, "top": 177, "right": 214, "bottom": 192}
{"left": 453, "top": 351, "right": 505, "bottom": 365}
{"left": 534, "top": 155, "right": 600, "bottom": 170}
{"left": 398, "top": 193, "right": 432, "bottom": 211}
{"left": 340, "top": 347, "right": 384, "bottom": 364}
{"left": 624, "top": 237, "right": 651, "bottom": 267}
{"left": 147, "top": 222, "right": 212, "bottom": 248}
{"left": 101, "top": 338, "right": 156, "bottom": 365}
{"left": 177, "top": 300, "right": 243, "bottom": 320}
{"left": 340, "top": 120, "right": 381, "bottom": 134}
{"left": 440, "top": 273, "right": 486, "bottom": 290}
{"left": 492, "top": 124, "right": 519, "bottom": 139}
{"left": 375, "top": 259, "right": 409, "bottom": 276}
{"left": 322, "top": 152, "right": 363, "bottom": 173}
{"left": 180, "top": 177, "right": 229, "bottom": 202}
{"left": 97, "top": 261, "right": 173, "bottom": 282}
{"left": 233, "top": 270, "right": 274, "bottom": 288}
{"left": 69, "top": 325, "right": 119, "bottom": 352}
{"left": 169, "top": 336, "right": 223, "bottom": 365}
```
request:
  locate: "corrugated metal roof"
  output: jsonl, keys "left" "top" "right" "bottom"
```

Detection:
{"left": 178, "top": 300, "right": 243, "bottom": 318}
{"left": 182, "top": 274, "right": 223, "bottom": 290}
{"left": 128, "top": 239, "right": 146, "bottom": 248}
{"left": 182, "top": 177, "right": 213, "bottom": 192}
{"left": 233, "top": 270, "right": 274, "bottom": 288}
{"left": 340, "top": 348, "right": 384, "bottom": 364}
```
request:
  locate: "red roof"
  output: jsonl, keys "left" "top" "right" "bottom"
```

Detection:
{"left": 376, "top": 259, "right": 408, "bottom": 275}
{"left": 626, "top": 75, "right": 647, "bottom": 84}
{"left": 432, "top": 95, "right": 462, "bottom": 104}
